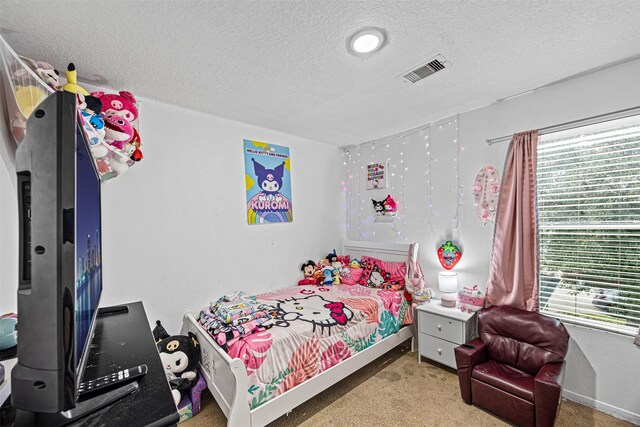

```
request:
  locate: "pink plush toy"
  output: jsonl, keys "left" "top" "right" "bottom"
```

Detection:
{"left": 383, "top": 195, "right": 397, "bottom": 216}
{"left": 90, "top": 91, "right": 139, "bottom": 123}
{"left": 103, "top": 112, "right": 134, "bottom": 150}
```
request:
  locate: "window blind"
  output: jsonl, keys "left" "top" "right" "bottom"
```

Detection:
{"left": 537, "top": 115, "right": 640, "bottom": 335}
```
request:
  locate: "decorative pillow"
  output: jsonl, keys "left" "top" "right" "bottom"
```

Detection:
{"left": 358, "top": 256, "right": 406, "bottom": 290}
{"left": 340, "top": 267, "right": 364, "bottom": 285}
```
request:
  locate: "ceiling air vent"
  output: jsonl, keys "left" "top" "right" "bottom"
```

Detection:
{"left": 401, "top": 55, "right": 449, "bottom": 84}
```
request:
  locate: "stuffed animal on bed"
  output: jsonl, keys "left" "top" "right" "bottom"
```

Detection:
{"left": 153, "top": 321, "right": 201, "bottom": 406}
{"left": 298, "top": 260, "right": 321, "bottom": 285}
{"left": 321, "top": 265, "right": 336, "bottom": 285}
{"left": 316, "top": 251, "right": 350, "bottom": 286}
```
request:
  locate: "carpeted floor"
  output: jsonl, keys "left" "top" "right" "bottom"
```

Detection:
{"left": 184, "top": 342, "right": 632, "bottom": 426}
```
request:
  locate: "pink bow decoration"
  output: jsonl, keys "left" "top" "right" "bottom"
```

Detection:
{"left": 325, "top": 301, "right": 348, "bottom": 325}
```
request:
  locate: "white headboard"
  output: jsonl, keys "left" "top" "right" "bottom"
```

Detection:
{"left": 342, "top": 240, "right": 411, "bottom": 262}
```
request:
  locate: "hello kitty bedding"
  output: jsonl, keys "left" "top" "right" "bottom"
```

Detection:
{"left": 198, "top": 284, "right": 413, "bottom": 410}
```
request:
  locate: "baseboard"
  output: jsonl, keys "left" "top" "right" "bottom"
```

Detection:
{"left": 562, "top": 389, "right": 640, "bottom": 425}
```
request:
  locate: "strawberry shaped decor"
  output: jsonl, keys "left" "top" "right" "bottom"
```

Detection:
{"left": 438, "top": 241, "right": 462, "bottom": 270}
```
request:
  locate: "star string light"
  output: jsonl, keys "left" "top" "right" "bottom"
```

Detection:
{"left": 370, "top": 141, "right": 376, "bottom": 240}
{"left": 453, "top": 116, "right": 462, "bottom": 233}
{"left": 343, "top": 149, "right": 353, "bottom": 238}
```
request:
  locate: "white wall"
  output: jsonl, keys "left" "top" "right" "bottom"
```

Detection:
{"left": 99, "top": 99, "right": 343, "bottom": 334}
{"left": 0, "top": 74, "right": 18, "bottom": 315}
{"left": 0, "top": 158, "right": 17, "bottom": 315}
{"left": 344, "top": 58, "right": 640, "bottom": 422}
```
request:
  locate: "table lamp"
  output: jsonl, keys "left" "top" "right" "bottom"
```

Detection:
{"left": 438, "top": 271, "right": 458, "bottom": 308}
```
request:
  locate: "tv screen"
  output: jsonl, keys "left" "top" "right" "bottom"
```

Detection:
{"left": 74, "top": 126, "right": 102, "bottom": 369}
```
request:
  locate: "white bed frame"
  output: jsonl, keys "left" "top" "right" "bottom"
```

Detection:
{"left": 181, "top": 240, "right": 414, "bottom": 427}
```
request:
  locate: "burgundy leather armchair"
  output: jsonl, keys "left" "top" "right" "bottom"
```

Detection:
{"left": 454, "top": 306, "right": 569, "bottom": 427}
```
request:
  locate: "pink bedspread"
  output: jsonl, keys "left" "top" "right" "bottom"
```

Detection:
{"left": 214, "top": 285, "right": 413, "bottom": 409}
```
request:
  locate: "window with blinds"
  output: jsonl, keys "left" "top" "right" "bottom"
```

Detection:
{"left": 537, "top": 115, "right": 640, "bottom": 335}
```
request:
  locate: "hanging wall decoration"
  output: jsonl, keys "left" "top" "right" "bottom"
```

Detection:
{"left": 244, "top": 139, "right": 293, "bottom": 224}
{"left": 438, "top": 241, "right": 462, "bottom": 270}
{"left": 366, "top": 162, "right": 388, "bottom": 190}
{"left": 472, "top": 166, "right": 500, "bottom": 223}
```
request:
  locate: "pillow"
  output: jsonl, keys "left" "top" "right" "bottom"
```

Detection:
{"left": 358, "top": 256, "right": 406, "bottom": 290}
{"left": 340, "top": 267, "right": 364, "bottom": 285}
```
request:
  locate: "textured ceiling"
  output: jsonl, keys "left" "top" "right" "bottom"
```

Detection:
{"left": 1, "top": 1, "right": 640, "bottom": 146}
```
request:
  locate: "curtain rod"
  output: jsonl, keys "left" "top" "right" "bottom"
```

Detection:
{"left": 485, "top": 105, "right": 640, "bottom": 145}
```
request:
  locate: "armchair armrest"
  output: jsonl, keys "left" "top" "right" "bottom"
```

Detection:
{"left": 534, "top": 361, "right": 566, "bottom": 427}
{"left": 454, "top": 338, "right": 487, "bottom": 404}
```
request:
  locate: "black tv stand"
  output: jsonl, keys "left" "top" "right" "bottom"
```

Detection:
{"left": 15, "top": 382, "right": 138, "bottom": 427}
{"left": 5, "top": 302, "right": 178, "bottom": 427}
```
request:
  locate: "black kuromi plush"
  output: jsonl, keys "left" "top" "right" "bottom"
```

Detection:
{"left": 252, "top": 158, "right": 285, "bottom": 194}
{"left": 372, "top": 198, "right": 385, "bottom": 215}
{"left": 154, "top": 321, "right": 201, "bottom": 405}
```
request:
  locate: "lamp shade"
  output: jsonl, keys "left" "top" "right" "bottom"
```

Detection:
{"left": 438, "top": 271, "right": 458, "bottom": 293}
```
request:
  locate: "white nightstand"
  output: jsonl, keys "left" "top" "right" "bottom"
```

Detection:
{"left": 416, "top": 301, "right": 477, "bottom": 369}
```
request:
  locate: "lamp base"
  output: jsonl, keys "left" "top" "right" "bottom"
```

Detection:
{"left": 440, "top": 293, "right": 457, "bottom": 308}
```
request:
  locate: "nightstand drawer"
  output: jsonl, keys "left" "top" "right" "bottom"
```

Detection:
{"left": 419, "top": 334, "right": 458, "bottom": 369}
{"left": 418, "top": 311, "right": 464, "bottom": 343}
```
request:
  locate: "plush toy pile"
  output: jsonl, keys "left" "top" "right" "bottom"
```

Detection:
{"left": 8, "top": 57, "right": 144, "bottom": 181}
{"left": 297, "top": 245, "right": 434, "bottom": 307}
{"left": 298, "top": 250, "right": 355, "bottom": 286}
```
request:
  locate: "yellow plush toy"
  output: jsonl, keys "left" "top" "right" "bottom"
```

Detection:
{"left": 14, "top": 85, "right": 47, "bottom": 118}
{"left": 62, "top": 63, "right": 88, "bottom": 95}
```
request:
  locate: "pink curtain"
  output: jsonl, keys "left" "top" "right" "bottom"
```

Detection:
{"left": 485, "top": 130, "right": 539, "bottom": 311}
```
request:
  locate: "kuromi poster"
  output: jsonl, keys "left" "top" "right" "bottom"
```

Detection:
{"left": 244, "top": 139, "right": 293, "bottom": 224}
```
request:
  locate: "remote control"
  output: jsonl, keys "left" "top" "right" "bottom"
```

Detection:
{"left": 78, "top": 364, "right": 148, "bottom": 397}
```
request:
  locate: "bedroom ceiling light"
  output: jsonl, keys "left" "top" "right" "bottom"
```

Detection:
{"left": 348, "top": 28, "right": 386, "bottom": 56}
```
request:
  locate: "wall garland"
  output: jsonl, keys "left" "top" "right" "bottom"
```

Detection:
{"left": 343, "top": 115, "right": 463, "bottom": 242}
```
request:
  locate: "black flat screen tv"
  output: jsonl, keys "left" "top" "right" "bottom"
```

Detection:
{"left": 11, "top": 91, "right": 103, "bottom": 413}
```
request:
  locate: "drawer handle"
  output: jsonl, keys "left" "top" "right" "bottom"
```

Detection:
{"left": 437, "top": 325, "right": 442, "bottom": 331}
{"left": 438, "top": 348, "right": 442, "bottom": 355}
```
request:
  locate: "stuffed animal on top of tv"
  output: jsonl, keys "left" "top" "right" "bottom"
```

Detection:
{"left": 15, "top": 56, "right": 60, "bottom": 90}
{"left": 153, "top": 321, "right": 201, "bottom": 406}
{"left": 7, "top": 54, "right": 145, "bottom": 178}
{"left": 51, "top": 64, "right": 145, "bottom": 177}
{"left": 62, "top": 63, "right": 88, "bottom": 95}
